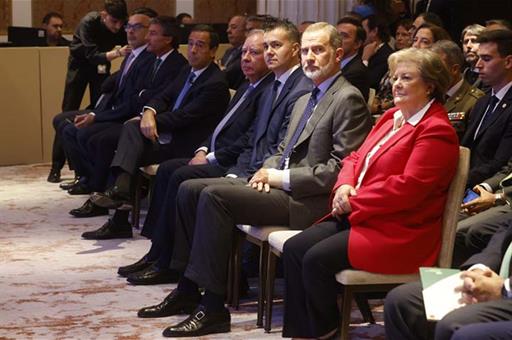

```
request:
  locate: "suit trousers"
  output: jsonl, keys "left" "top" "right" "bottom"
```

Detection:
{"left": 282, "top": 219, "right": 351, "bottom": 338}
{"left": 384, "top": 281, "right": 512, "bottom": 340}
{"left": 451, "top": 321, "right": 512, "bottom": 340}
{"left": 110, "top": 119, "right": 175, "bottom": 175}
{"left": 62, "top": 121, "right": 118, "bottom": 183}
{"left": 140, "top": 159, "right": 226, "bottom": 269}
{"left": 51, "top": 110, "right": 86, "bottom": 170}
{"left": 170, "top": 177, "right": 291, "bottom": 295}
{"left": 454, "top": 207, "right": 512, "bottom": 266}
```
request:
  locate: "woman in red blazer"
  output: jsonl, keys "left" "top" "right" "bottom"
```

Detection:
{"left": 282, "top": 48, "right": 459, "bottom": 339}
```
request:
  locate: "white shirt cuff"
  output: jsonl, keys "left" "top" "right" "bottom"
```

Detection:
{"left": 267, "top": 168, "right": 290, "bottom": 191}
{"left": 195, "top": 146, "right": 208, "bottom": 154}
{"left": 225, "top": 174, "right": 238, "bottom": 178}
{"left": 142, "top": 106, "right": 157, "bottom": 116}
{"left": 89, "top": 112, "right": 96, "bottom": 116}
{"left": 479, "top": 182, "right": 493, "bottom": 193}
{"left": 504, "top": 278, "right": 512, "bottom": 299}
{"left": 206, "top": 152, "right": 217, "bottom": 164}
{"left": 467, "top": 264, "right": 490, "bottom": 272}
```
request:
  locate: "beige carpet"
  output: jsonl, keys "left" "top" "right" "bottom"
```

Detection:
{"left": 0, "top": 163, "right": 385, "bottom": 339}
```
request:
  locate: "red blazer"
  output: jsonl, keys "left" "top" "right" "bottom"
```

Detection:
{"left": 332, "top": 102, "right": 459, "bottom": 274}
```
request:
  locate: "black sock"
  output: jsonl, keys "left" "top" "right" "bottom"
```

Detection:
{"left": 201, "top": 290, "right": 225, "bottom": 312}
{"left": 112, "top": 209, "right": 129, "bottom": 225}
{"left": 177, "top": 276, "right": 200, "bottom": 295}
{"left": 115, "top": 172, "right": 131, "bottom": 193}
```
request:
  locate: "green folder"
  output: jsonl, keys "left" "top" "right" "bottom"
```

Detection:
{"left": 420, "top": 267, "right": 461, "bottom": 289}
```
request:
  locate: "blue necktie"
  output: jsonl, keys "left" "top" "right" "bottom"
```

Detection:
{"left": 119, "top": 53, "right": 135, "bottom": 87}
{"left": 210, "top": 85, "right": 255, "bottom": 152}
{"left": 278, "top": 87, "right": 320, "bottom": 169}
{"left": 480, "top": 95, "right": 500, "bottom": 130}
{"left": 173, "top": 72, "right": 196, "bottom": 110}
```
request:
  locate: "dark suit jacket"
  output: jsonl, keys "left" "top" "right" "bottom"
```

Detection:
{"left": 202, "top": 73, "right": 274, "bottom": 167}
{"left": 137, "top": 49, "right": 188, "bottom": 106}
{"left": 147, "top": 63, "right": 231, "bottom": 157}
{"left": 462, "top": 224, "right": 512, "bottom": 279}
{"left": 461, "top": 87, "right": 512, "bottom": 188}
{"left": 342, "top": 54, "right": 370, "bottom": 102}
{"left": 264, "top": 74, "right": 372, "bottom": 229}
{"left": 93, "top": 49, "right": 155, "bottom": 122}
{"left": 228, "top": 67, "right": 313, "bottom": 177}
{"left": 222, "top": 46, "right": 244, "bottom": 90}
{"left": 368, "top": 43, "right": 394, "bottom": 91}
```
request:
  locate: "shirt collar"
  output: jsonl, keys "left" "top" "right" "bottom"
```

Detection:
{"left": 131, "top": 44, "right": 147, "bottom": 58}
{"left": 447, "top": 78, "right": 464, "bottom": 98}
{"left": 340, "top": 53, "right": 357, "bottom": 69}
{"left": 250, "top": 72, "right": 272, "bottom": 88}
{"left": 492, "top": 80, "right": 512, "bottom": 101}
{"left": 316, "top": 71, "right": 341, "bottom": 102}
{"left": 157, "top": 48, "right": 174, "bottom": 62}
{"left": 275, "top": 64, "right": 300, "bottom": 87}
{"left": 395, "top": 98, "right": 434, "bottom": 127}
{"left": 191, "top": 62, "right": 210, "bottom": 78}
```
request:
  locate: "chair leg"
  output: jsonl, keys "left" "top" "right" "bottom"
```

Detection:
{"left": 265, "top": 251, "right": 277, "bottom": 333}
{"left": 354, "top": 293, "right": 375, "bottom": 324}
{"left": 230, "top": 231, "right": 244, "bottom": 309}
{"left": 257, "top": 241, "right": 269, "bottom": 327}
{"left": 340, "top": 286, "right": 353, "bottom": 340}
{"left": 131, "top": 172, "right": 142, "bottom": 229}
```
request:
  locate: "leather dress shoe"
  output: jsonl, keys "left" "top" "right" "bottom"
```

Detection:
{"left": 81, "top": 219, "right": 132, "bottom": 240}
{"left": 47, "top": 168, "right": 61, "bottom": 183}
{"left": 127, "top": 264, "right": 179, "bottom": 285}
{"left": 67, "top": 183, "right": 92, "bottom": 195}
{"left": 118, "top": 256, "right": 154, "bottom": 277}
{"left": 69, "top": 199, "right": 109, "bottom": 218}
{"left": 90, "top": 186, "right": 130, "bottom": 209}
{"left": 137, "top": 289, "right": 200, "bottom": 318}
{"left": 162, "top": 305, "right": 230, "bottom": 337}
{"left": 60, "top": 177, "right": 80, "bottom": 190}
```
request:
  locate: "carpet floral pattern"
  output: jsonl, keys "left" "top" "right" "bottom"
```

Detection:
{"left": 0, "top": 164, "right": 385, "bottom": 339}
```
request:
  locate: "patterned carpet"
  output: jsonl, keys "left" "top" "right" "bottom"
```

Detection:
{"left": 0, "top": 163, "right": 386, "bottom": 339}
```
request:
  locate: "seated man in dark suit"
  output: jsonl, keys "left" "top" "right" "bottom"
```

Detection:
{"left": 385, "top": 219, "right": 512, "bottom": 340}
{"left": 47, "top": 8, "right": 153, "bottom": 184}
{"left": 361, "top": 14, "right": 394, "bottom": 92}
{"left": 431, "top": 40, "right": 484, "bottom": 139}
{"left": 136, "top": 22, "right": 372, "bottom": 337}
{"left": 82, "top": 24, "right": 231, "bottom": 240}
{"left": 117, "top": 23, "right": 312, "bottom": 284}
{"left": 336, "top": 16, "right": 370, "bottom": 102}
{"left": 59, "top": 9, "right": 161, "bottom": 196}
{"left": 461, "top": 24, "right": 486, "bottom": 89}
{"left": 461, "top": 29, "right": 512, "bottom": 189}
{"left": 63, "top": 15, "right": 187, "bottom": 217}
{"left": 220, "top": 15, "right": 247, "bottom": 90}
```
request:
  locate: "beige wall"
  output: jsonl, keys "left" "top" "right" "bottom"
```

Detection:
{"left": 0, "top": 44, "right": 230, "bottom": 166}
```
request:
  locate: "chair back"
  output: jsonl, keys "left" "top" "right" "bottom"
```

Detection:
{"left": 436, "top": 146, "right": 470, "bottom": 268}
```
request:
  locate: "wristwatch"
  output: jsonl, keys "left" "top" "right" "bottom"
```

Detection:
{"left": 495, "top": 192, "right": 506, "bottom": 205}
{"left": 501, "top": 278, "right": 512, "bottom": 299}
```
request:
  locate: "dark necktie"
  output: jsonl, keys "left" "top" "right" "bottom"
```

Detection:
{"left": 172, "top": 72, "right": 196, "bottom": 110}
{"left": 477, "top": 95, "right": 500, "bottom": 135}
{"left": 271, "top": 80, "right": 281, "bottom": 108}
{"left": 151, "top": 57, "right": 162, "bottom": 82}
{"left": 278, "top": 87, "right": 320, "bottom": 169}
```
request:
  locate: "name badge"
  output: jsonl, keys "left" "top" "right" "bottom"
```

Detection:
{"left": 97, "top": 64, "right": 107, "bottom": 74}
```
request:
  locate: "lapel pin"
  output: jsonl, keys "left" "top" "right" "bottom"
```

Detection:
{"left": 503, "top": 103, "right": 507, "bottom": 109}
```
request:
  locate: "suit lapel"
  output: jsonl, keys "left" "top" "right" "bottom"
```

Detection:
{"left": 445, "top": 80, "right": 470, "bottom": 112}
{"left": 475, "top": 88, "right": 512, "bottom": 139}
{"left": 273, "top": 68, "right": 299, "bottom": 110}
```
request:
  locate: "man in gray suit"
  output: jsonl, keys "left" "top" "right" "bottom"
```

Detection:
{"left": 137, "top": 22, "right": 372, "bottom": 337}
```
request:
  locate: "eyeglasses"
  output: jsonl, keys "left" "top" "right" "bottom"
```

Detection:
{"left": 124, "top": 23, "right": 148, "bottom": 32}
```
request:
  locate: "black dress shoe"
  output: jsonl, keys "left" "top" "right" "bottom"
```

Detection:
{"left": 118, "top": 256, "right": 154, "bottom": 277}
{"left": 162, "top": 305, "right": 230, "bottom": 337}
{"left": 67, "top": 183, "right": 92, "bottom": 195}
{"left": 81, "top": 219, "right": 132, "bottom": 240}
{"left": 137, "top": 289, "right": 201, "bottom": 318}
{"left": 69, "top": 199, "right": 109, "bottom": 218}
{"left": 90, "top": 186, "right": 131, "bottom": 209}
{"left": 60, "top": 177, "right": 80, "bottom": 190}
{"left": 47, "top": 168, "right": 61, "bottom": 183}
{"left": 127, "top": 264, "right": 179, "bottom": 285}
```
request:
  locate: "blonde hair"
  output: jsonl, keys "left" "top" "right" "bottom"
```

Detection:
{"left": 388, "top": 47, "right": 450, "bottom": 103}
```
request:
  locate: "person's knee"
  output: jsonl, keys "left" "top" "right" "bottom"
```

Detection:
{"left": 435, "top": 315, "right": 460, "bottom": 340}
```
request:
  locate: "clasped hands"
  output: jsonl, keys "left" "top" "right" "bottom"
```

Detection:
{"left": 248, "top": 168, "right": 272, "bottom": 192}
{"left": 457, "top": 268, "right": 504, "bottom": 304}
{"left": 331, "top": 184, "right": 356, "bottom": 218}
{"left": 74, "top": 113, "right": 95, "bottom": 128}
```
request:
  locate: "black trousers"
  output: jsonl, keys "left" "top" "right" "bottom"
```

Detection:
{"left": 110, "top": 120, "right": 175, "bottom": 176}
{"left": 384, "top": 281, "right": 512, "bottom": 340}
{"left": 51, "top": 110, "right": 87, "bottom": 171}
{"left": 170, "top": 177, "right": 291, "bottom": 295}
{"left": 62, "top": 65, "right": 108, "bottom": 111}
{"left": 141, "top": 159, "right": 226, "bottom": 268}
{"left": 282, "top": 219, "right": 351, "bottom": 338}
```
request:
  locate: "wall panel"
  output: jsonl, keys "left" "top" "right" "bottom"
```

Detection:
{"left": 0, "top": 0, "right": 12, "bottom": 34}
{"left": 194, "top": 0, "right": 256, "bottom": 23}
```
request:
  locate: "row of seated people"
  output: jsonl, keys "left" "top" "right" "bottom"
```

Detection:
{"left": 47, "top": 7, "right": 512, "bottom": 339}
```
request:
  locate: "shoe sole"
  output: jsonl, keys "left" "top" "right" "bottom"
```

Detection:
{"left": 163, "top": 322, "right": 231, "bottom": 337}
